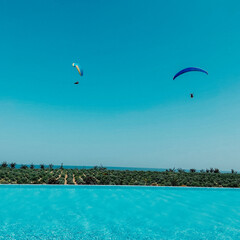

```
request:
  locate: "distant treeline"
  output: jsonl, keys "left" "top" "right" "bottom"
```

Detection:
{"left": 0, "top": 162, "right": 239, "bottom": 187}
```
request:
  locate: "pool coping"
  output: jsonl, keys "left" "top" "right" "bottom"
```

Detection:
{"left": 0, "top": 184, "right": 239, "bottom": 190}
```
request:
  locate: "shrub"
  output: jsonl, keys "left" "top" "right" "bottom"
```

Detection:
{"left": 10, "top": 163, "right": 16, "bottom": 169}
{"left": 48, "top": 177, "right": 59, "bottom": 184}
{"left": 20, "top": 165, "right": 28, "bottom": 169}
{"left": 1, "top": 162, "right": 8, "bottom": 168}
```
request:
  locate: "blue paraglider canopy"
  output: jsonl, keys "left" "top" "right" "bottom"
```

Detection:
{"left": 173, "top": 67, "right": 208, "bottom": 80}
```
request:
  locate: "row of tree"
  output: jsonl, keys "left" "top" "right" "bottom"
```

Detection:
{"left": 0, "top": 162, "right": 63, "bottom": 170}
{"left": 1, "top": 162, "right": 238, "bottom": 174}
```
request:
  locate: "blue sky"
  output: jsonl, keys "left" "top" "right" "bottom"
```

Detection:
{"left": 1, "top": 0, "right": 240, "bottom": 170}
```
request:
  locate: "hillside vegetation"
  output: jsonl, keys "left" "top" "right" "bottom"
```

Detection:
{"left": 0, "top": 163, "right": 239, "bottom": 187}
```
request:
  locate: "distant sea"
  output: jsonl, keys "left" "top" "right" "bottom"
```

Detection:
{"left": 14, "top": 164, "right": 167, "bottom": 172}
{"left": 12, "top": 164, "right": 231, "bottom": 173}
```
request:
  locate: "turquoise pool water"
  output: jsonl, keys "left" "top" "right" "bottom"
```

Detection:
{"left": 0, "top": 186, "right": 239, "bottom": 239}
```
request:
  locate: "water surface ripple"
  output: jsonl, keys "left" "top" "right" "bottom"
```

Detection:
{"left": 0, "top": 186, "right": 239, "bottom": 239}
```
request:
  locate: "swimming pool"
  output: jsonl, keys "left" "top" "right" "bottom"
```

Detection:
{"left": 0, "top": 185, "right": 239, "bottom": 239}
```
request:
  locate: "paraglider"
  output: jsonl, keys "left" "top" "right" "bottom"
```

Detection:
{"left": 173, "top": 67, "right": 208, "bottom": 98}
{"left": 173, "top": 67, "right": 208, "bottom": 80}
{"left": 72, "top": 63, "right": 83, "bottom": 84}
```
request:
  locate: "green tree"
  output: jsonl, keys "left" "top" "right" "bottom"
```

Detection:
{"left": 10, "top": 163, "right": 16, "bottom": 169}
{"left": 1, "top": 162, "right": 8, "bottom": 168}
